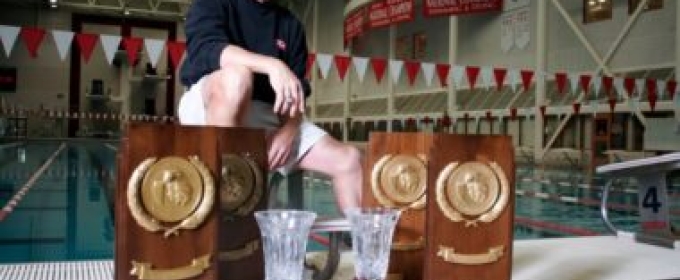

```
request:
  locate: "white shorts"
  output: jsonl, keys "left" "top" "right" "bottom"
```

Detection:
{"left": 177, "top": 76, "right": 327, "bottom": 174}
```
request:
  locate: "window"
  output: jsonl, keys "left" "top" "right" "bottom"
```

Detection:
{"left": 584, "top": 0, "right": 612, "bottom": 23}
{"left": 629, "top": 0, "right": 663, "bottom": 14}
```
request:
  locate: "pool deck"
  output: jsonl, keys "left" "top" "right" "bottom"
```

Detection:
{"left": 1, "top": 236, "right": 679, "bottom": 280}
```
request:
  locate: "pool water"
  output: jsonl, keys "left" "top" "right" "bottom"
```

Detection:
{"left": 0, "top": 140, "right": 677, "bottom": 263}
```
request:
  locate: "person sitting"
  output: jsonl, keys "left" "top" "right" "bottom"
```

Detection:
{"left": 177, "top": 0, "right": 362, "bottom": 211}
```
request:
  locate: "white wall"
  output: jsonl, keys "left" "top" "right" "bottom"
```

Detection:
{"left": 0, "top": 7, "right": 71, "bottom": 113}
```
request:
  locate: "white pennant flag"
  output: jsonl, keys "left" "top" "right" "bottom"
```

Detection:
{"left": 480, "top": 66, "right": 493, "bottom": 90}
{"left": 474, "top": 115, "right": 481, "bottom": 129}
{"left": 507, "top": 69, "right": 520, "bottom": 93}
{"left": 592, "top": 75, "right": 602, "bottom": 98}
{"left": 675, "top": 97, "right": 680, "bottom": 133}
{"left": 657, "top": 80, "right": 667, "bottom": 99}
{"left": 51, "top": 30, "right": 74, "bottom": 61}
{"left": 568, "top": 73, "right": 580, "bottom": 95}
{"left": 421, "top": 62, "right": 435, "bottom": 87}
{"left": 635, "top": 78, "right": 645, "bottom": 97}
{"left": 352, "top": 56, "right": 368, "bottom": 83}
{"left": 144, "top": 38, "right": 165, "bottom": 68}
{"left": 389, "top": 59, "right": 403, "bottom": 85}
{"left": 315, "top": 53, "right": 332, "bottom": 79}
{"left": 100, "top": 34, "right": 121, "bottom": 65}
{"left": 614, "top": 77, "right": 625, "bottom": 99}
{"left": 0, "top": 25, "right": 20, "bottom": 57}
{"left": 451, "top": 65, "right": 465, "bottom": 88}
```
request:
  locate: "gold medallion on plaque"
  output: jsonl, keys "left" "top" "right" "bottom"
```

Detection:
{"left": 371, "top": 154, "right": 427, "bottom": 210}
{"left": 220, "top": 154, "right": 263, "bottom": 218}
{"left": 127, "top": 156, "right": 214, "bottom": 238}
{"left": 435, "top": 161, "right": 509, "bottom": 227}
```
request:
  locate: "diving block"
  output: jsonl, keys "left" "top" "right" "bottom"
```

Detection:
{"left": 596, "top": 152, "right": 680, "bottom": 250}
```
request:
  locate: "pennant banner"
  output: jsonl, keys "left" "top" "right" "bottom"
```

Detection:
{"left": 167, "top": 41, "right": 186, "bottom": 69}
{"left": 371, "top": 57, "right": 387, "bottom": 83}
{"left": 144, "top": 38, "right": 165, "bottom": 68}
{"left": 100, "top": 34, "right": 121, "bottom": 65}
{"left": 316, "top": 53, "right": 332, "bottom": 79}
{"left": 520, "top": 69, "right": 533, "bottom": 92}
{"left": 421, "top": 62, "right": 435, "bottom": 87}
{"left": 76, "top": 33, "right": 98, "bottom": 63}
{"left": 52, "top": 30, "right": 74, "bottom": 61}
{"left": 123, "top": 37, "right": 143, "bottom": 66}
{"left": 602, "top": 76, "right": 613, "bottom": 97}
{"left": 334, "top": 55, "right": 351, "bottom": 81}
{"left": 389, "top": 59, "right": 404, "bottom": 85}
{"left": 493, "top": 68, "right": 507, "bottom": 91}
{"left": 0, "top": 25, "right": 20, "bottom": 57}
{"left": 20, "top": 27, "right": 46, "bottom": 58}
{"left": 433, "top": 63, "right": 450, "bottom": 87}
{"left": 404, "top": 60, "right": 420, "bottom": 85}
{"left": 352, "top": 56, "right": 369, "bottom": 82}
{"left": 305, "top": 53, "right": 316, "bottom": 78}
{"left": 466, "top": 66, "right": 480, "bottom": 90}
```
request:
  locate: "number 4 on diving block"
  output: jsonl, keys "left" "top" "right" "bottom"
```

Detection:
{"left": 597, "top": 152, "right": 680, "bottom": 250}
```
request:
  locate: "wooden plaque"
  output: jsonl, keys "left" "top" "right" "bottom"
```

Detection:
{"left": 364, "top": 132, "right": 435, "bottom": 280}
{"left": 115, "top": 123, "right": 268, "bottom": 280}
{"left": 424, "top": 134, "right": 514, "bottom": 280}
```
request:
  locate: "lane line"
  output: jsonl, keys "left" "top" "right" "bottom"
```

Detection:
{"left": 0, "top": 143, "right": 66, "bottom": 222}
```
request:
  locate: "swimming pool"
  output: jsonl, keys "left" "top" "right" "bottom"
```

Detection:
{"left": 0, "top": 140, "right": 677, "bottom": 263}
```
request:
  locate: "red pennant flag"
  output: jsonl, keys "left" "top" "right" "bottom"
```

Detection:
{"left": 20, "top": 27, "right": 46, "bottom": 58}
{"left": 404, "top": 61, "right": 421, "bottom": 85}
{"left": 667, "top": 80, "right": 677, "bottom": 99}
{"left": 510, "top": 107, "right": 518, "bottom": 120}
{"left": 306, "top": 53, "right": 316, "bottom": 78}
{"left": 624, "top": 77, "right": 636, "bottom": 97}
{"left": 579, "top": 74, "right": 592, "bottom": 94}
{"left": 486, "top": 111, "right": 493, "bottom": 121}
{"left": 76, "top": 33, "right": 99, "bottom": 63}
{"left": 539, "top": 105, "right": 546, "bottom": 119}
{"left": 608, "top": 99, "right": 617, "bottom": 113}
{"left": 493, "top": 68, "right": 507, "bottom": 91}
{"left": 646, "top": 79, "right": 657, "bottom": 112}
{"left": 371, "top": 58, "right": 387, "bottom": 83}
{"left": 573, "top": 103, "right": 581, "bottom": 115}
{"left": 555, "top": 72, "right": 567, "bottom": 95}
{"left": 520, "top": 70, "right": 534, "bottom": 92}
{"left": 421, "top": 116, "right": 433, "bottom": 124}
{"left": 602, "top": 76, "right": 613, "bottom": 97}
{"left": 435, "top": 63, "right": 450, "bottom": 87}
{"left": 463, "top": 113, "right": 470, "bottom": 121}
{"left": 334, "top": 55, "right": 351, "bottom": 81}
{"left": 122, "top": 37, "right": 143, "bottom": 66}
{"left": 167, "top": 41, "right": 186, "bottom": 69}
{"left": 466, "top": 66, "right": 480, "bottom": 90}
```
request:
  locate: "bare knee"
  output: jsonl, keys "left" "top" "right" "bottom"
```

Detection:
{"left": 204, "top": 64, "right": 253, "bottom": 107}
{"left": 333, "top": 145, "right": 362, "bottom": 176}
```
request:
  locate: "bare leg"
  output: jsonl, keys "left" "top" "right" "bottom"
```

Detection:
{"left": 202, "top": 64, "right": 253, "bottom": 126}
{"left": 297, "top": 136, "right": 362, "bottom": 212}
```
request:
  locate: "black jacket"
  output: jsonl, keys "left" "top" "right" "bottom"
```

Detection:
{"left": 180, "top": 0, "right": 311, "bottom": 104}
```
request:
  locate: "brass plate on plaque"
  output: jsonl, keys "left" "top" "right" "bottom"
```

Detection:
{"left": 131, "top": 254, "right": 211, "bottom": 280}
{"left": 371, "top": 154, "right": 427, "bottom": 209}
{"left": 220, "top": 154, "right": 263, "bottom": 218}
{"left": 435, "top": 161, "right": 509, "bottom": 227}
{"left": 128, "top": 156, "right": 214, "bottom": 237}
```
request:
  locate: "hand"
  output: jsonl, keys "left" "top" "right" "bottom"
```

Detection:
{"left": 267, "top": 125, "right": 297, "bottom": 169}
{"left": 267, "top": 60, "right": 305, "bottom": 117}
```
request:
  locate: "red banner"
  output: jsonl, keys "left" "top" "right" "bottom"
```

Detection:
{"left": 424, "top": 0, "right": 503, "bottom": 17}
{"left": 368, "top": 0, "right": 414, "bottom": 28}
{"left": 344, "top": 7, "right": 366, "bottom": 45}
